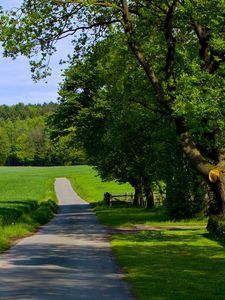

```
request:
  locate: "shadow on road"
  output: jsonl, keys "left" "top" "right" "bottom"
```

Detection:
{"left": 0, "top": 197, "right": 135, "bottom": 300}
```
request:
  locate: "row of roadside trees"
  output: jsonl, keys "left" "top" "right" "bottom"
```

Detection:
{"left": 49, "top": 34, "right": 204, "bottom": 218}
{"left": 1, "top": 1, "right": 225, "bottom": 229}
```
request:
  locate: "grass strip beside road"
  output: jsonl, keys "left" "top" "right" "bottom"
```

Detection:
{"left": 112, "top": 229, "right": 225, "bottom": 300}
{"left": 0, "top": 166, "right": 80, "bottom": 252}
{"left": 0, "top": 167, "right": 58, "bottom": 252}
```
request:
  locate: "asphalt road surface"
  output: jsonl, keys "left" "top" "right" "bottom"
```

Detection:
{"left": 0, "top": 178, "right": 135, "bottom": 300}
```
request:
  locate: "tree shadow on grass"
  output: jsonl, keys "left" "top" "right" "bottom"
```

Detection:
{"left": 0, "top": 200, "right": 37, "bottom": 226}
{"left": 0, "top": 199, "right": 56, "bottom": 226}
{"left": 92, "top": 204, "right": 176, "bottom": 227}
{"left": 113, "top": 230, "right": 225, "bottom": 300}
{"left": 202, "top": 231, "right": 225, "bottom": 248}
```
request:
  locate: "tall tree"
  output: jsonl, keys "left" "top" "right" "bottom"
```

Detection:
{"left": 50, "top": 35, "right": 204, "bottom": 216}
{"left": 1, "top": 1, "right": 225, "bottom": 220}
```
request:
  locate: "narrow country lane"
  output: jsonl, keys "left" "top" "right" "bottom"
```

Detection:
{"left": 0, "top": 178, "right": 135, "bottom": 300}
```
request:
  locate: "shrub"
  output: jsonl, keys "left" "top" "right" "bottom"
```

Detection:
{"left": 33, "top": 200, "right": 57, "bottom": 224}
{"left": 207, "top": 215, "right": 225, "bottom": 239}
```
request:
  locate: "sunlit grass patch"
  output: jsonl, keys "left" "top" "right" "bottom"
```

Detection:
{"left": 0, "top": 165, "right": 131, "bottom": 252}
{"left": 112, "top": 229, "right": 225, "bottom": 300}
{"left": 69, "top": 167, "right": 132, "bottom": 203}
{"left": 0, "top": 166, "right": 74, "bottom": 252}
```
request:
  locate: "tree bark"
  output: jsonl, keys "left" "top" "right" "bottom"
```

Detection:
{"left": 145, "top": 189, "right": 154, "bottom": 209}
{"left": 133, "top": 184, "right": 143, "bottom": 207}
{"left": 143, "top": 176, "right": 154, "bottom": 208}
{"left": 175, "top": 117, "right": 225, "bottom": 216}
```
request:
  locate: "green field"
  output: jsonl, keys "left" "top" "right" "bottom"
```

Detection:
{"left": 0, "top": 165, "right": 131, "bottom": 252}
{"left": 1, "top": 166, "right": 225, "bottom": 299}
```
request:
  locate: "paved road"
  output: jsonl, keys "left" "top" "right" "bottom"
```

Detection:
{"left": 0, "top": 178, "right": 135, "bottom": 300}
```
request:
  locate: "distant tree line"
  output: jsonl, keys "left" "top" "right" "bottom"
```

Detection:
{"left": 0, "top": 103, "right": 85, "bottom": 166}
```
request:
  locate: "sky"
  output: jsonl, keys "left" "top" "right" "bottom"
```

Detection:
{"left": 0, "top": 0, "right": 73, "bottom": 106}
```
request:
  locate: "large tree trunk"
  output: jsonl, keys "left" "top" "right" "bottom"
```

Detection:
{"left": 133, "top": 184, "right": 143, "bottom": 207}
{"left": 145, "top": 189, "right": 154, "bottom": 209}
{"left": 130, "top": 178, "right": 144, "bottom": 207}
{"left": 143, "top": 177, "right": 154, "bottom": 209}
{"left": 176, "top": 117, "right": 225, "bottom": 217}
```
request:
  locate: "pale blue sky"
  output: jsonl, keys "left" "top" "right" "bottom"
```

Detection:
{"left": 0, "top": 0, "right": 73, "bottom": 105}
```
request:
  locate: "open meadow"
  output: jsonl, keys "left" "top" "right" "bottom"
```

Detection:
{"left": 1, "top": 166, "right": 225, "bottom": 299}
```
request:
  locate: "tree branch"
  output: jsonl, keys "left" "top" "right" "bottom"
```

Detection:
{"left": 120, "top": 0, "right": 169, "bottom": 111}
{"left": 208, "top": 51, "right": 225, "bottom": 73}
{"left": 175, "top": 117, "right": 215, "bottom": 177}
{"left": 52, "top": 0, "right": 124, "bottom": 12}
{"left": 39, "top": 19, "right": 120, "bottom": 44}
{"left": 193, "top": 21, "right": 210, "bottom": 68}
{"left": 164, "top": 0, "right": 178, "bottom": 84}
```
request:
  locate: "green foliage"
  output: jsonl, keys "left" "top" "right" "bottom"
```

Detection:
{"left": 0, "top": 127, "right": 10, "bottom": 165}
{"left": 1, "top": 1, "right": 225, "bottom": 151}
{"left": 50, "top": 34, "right": 205, "bottom": 216}
{"left": 32, "top": 200, "right": 57, "bottom": 224}
{"left": 207, "top": 215, "right": 225, "bottom": 240}
{"left": 164, "top": 148, "right": 205, "bottom": 219}
{"left": 54, "top": 134, "right": 86, "bottom": 165}
{"left": 2, "top": 1, "right": 225, "bottom": 218}
{"left": 0, "top": 103, "right": 86, "bottom": 166}
{"left": 49, "top": 35, "right": 172, "bottom": 209}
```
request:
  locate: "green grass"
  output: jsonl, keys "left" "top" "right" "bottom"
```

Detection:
{"left": 1, "top": 165, "right": 224, "bottom": 300}
{"left": 69, "top": 167, "right": 132, "bottom": 203}
{"left": 0, "top": 166, "right": 73, "bottom": 251}
{"left": 0, "top": 165, "right": 131, "bottom": 252}
{"left": 92, "top": 206, "right": 207, "bottom": 227}
{"left": 112, "top": 229, "right": 225, "bottom": 300}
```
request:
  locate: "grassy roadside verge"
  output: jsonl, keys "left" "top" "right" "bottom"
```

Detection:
{"left": 0, "top": 166, "right": 77, "bottom": 252}
{"left": 0, "top": 169, "right": 57, "bottom": 252}
{"left": 69, "top": 169, "right": 207, "bottom": 227}
{"left": 91, "top": 205, "right": 207, "bottom": 227}
{"left": 111, "top": 229, "right": 225, "bottom": 300}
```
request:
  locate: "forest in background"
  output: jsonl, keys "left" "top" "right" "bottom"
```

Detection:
{"left": 0, "top": 102, "right": 85, "bottom": 166}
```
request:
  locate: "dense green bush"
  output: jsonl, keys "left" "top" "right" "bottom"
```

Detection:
{"left": 164, "top": 152, "right": 204, "bottom": 219}
{"left": 207, "top": 215, "right": 225, "bottom": 239}
{"left": 33, "top": 200, "right": 57, "bottom": 224}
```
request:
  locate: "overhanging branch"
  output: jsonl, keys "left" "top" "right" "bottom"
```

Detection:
{"left": 52, "top": 0, "right": 124, "bottom": 12}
